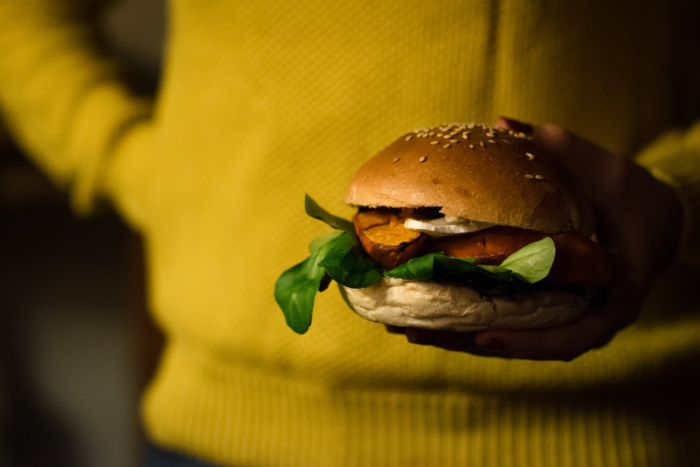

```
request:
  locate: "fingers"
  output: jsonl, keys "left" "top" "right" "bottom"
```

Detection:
{"left": 387, "top": 325, "right": 504, "bottom": 357}
{"left": 390, "top": 117, "right": 673, "bottom": 360}
{"left": 495, "top": 117, "right": 608, "bottom": 171}
{"left": 386, "top": 325, "right": 509, "bottom": 358}
{"left": 495, "top": 117, "right": 676, "bottom": 275}
{"left": 404, "top": 328, "right": 507, "bottom": 358}
{"left": 401, "top": 284, "right": 640, "bottom": 361}
{"left": 510, "top": 118, "right": 681, "bottom": 274}
{"left": 472, "top": 282, "right": 641, "bottom": 361}
{"left": 496, "top": 117, "right": 628, "bottom": 207}
{"left": 535, "top": 125, "right": 633, "bottom": 212}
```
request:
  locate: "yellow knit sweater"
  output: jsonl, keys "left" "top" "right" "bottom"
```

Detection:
{"left": 2, "top": 1, "right": 700, "bottom": 466}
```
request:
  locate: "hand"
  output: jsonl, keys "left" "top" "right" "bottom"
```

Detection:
{"left": 390, "top": 118, "right": 684, "bottom": 361}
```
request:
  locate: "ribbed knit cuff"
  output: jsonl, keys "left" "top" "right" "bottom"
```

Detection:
{"left": 636, "top": 123, "right": 700, "bottom": 267}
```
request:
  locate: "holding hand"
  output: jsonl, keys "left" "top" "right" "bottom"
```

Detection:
{"left": 398, "top": 118, "right": 684, "bottom": 361}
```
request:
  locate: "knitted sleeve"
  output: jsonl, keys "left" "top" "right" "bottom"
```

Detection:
{"left": 0, "top": 0, "right": 153, "bottom": 222}
{"left": 636, "top": 121, "right": 700, "bottom": 267}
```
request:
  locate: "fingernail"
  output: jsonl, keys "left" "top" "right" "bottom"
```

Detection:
{"left": 496, "top": 117, "right": 533, "bottom": 135}
{"left": 476, "top": 337, "right": 507, "bottom": 353}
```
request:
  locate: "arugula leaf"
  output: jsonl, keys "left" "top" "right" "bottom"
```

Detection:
{"left": 499, "top": 237, "right": 556, "bottom": 283}
{"left": 309, "top": 230, "right": 344, "bottom": 253}
{"left": 385, "top": 253, "right": 481, "bottom": 281}
{"left": 305, "top": 194, "right": 354, "bottom": 232}
{"left": 384, "top": 252, "right": 443, "bottom": 281}
{"left": 277, "top": 195, "right": 557, "bottom": 334}
{"left": 384, "top": 237, "right": 555, "bottom": 284}
{"left": 275, "top": 231, "right": 382, "bottom": 334}
{"left": 274, "top": 237, "right": 333, "bottom": 334}
{"left": 475, "top": 264, "right": 514, "bottom": 282}
{"left": 434, "top": 255, "right": 481, "bottom": 281}
{"left": 318, "top": 232, "right": 383, "bottom": 288}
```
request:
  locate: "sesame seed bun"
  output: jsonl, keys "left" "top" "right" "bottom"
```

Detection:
{"left": 340, "top": 278, "right": 589, "bottom": 332}
{"left": 340, "top": 123, "right": 599, "bottom": 332}
{"left": 344, "top": 123, "right": 595, "bottom": 235}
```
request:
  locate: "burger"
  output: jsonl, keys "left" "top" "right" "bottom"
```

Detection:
{"left": 275, "top": 123, "right": 613, "bottom": 334}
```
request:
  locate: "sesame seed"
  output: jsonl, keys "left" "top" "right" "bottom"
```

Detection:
{"left": 405, "top": 135, "right": 413, "bottom": 141}
{"left": 535, "top": 175, "right": 544, "bottom": 180}
{"left": 489, "top": 140, "right": 496, "bottom": 143}
{"left": 526, "top": 153, "right": 535, "bottom": 160}
{"left": 437, "top": 133, "right": 443, "bottom": 137}
{"left": 467, "top": 123, "right": 475, "bottom": 129}
{"left": 469, "top": 144, "right": 475, "bottom": 149}
{"left": 429, "top": 132, "right": 435, "bottom": 136}
{"left": 431, "top": 141, "right": 439, "bottom": 145}
{"left": 393, "top": 157, "right": 400, "bottom": 163}
{"left": 480, "top": 141, "right": 485, "bottom": 147}
{"left": 419, "top": 156, "right": 427, "bottom": 162}
{"left": 443, "top": 135, "right": 451, "bottom": 139}
{"left": 508, "top": 130, "right": 514, "bottom": 135}
{"left": 525, "top": 174, "right": 534, "bottom": 179}
{"left": 450, "top": 139, "right": 458, "bottom": 143}
{"left": 444, "top": 144, "right": 451, "bottom": 148}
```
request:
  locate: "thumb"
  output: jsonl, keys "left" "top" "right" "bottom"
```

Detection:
{"left": 495, "top": 118, "right": 626, "bottom": 206}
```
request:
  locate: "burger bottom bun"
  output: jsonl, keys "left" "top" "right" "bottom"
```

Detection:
{"left": 340, "top": 277, "right": 590, "bottom": 332}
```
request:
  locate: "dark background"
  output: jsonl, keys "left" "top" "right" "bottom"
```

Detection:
{"left": 0, "top": 1, "right": 166, "bottom": 465}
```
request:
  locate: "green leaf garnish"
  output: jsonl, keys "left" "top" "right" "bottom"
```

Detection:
{"left": 305, "top": 194, "right": 354, "bottom": 232}
{"left": 318, "top": 232, "right": 383, "bottom": 288}
{"left": 386, "top": 253, "right": 483, "bottom": 282}
{"left": 274, "top": 236, "right": 334, "bottom": 334}
{"left": 384, "top": 237, "right": 555, "bottom": 284}
{"left": 499, "top": 237, "right": 556, "bottom": 283}
{"left": 309, "top": 230, "right": 344, "bottom": 253}
{"left": 434, "top": 255, "right": 481, "bottom": 281}
{"left": 275, "top": 229, "right": 382, "bottom": 334}
{"left": 277, "top": 196, "right": 558, "bottom": 333}
{"left": 475, "top": 264, "right": 514, "bottom": 282}
{"left": 383, "top": 252, "right": 444, "bottom": 281}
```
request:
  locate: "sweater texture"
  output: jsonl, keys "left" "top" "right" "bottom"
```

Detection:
{"left": 1, "top": 1, "right": 700, "bottom": 466}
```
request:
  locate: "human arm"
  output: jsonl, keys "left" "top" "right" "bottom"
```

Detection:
{"left": 0, "top": 0, "right": 153, "bottom": 221}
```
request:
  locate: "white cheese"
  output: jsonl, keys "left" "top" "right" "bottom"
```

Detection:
{"left": 404, "top": 217, "right": 495, "bottom": 237}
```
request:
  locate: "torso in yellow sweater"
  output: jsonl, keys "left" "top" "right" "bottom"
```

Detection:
{"left": 2, "top": 1, "right": 700, "bottom": 465}
{"left": 129, "top": 0, "right": 698, "bottom": 387}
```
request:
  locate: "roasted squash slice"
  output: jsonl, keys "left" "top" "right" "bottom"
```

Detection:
{"left": 353, "top": 210, "right": 428, "bottom": 270}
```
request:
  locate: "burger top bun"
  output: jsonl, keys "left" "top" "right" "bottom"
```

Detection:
{"left": 344, "top": 123, "right": 595, "bottom": 236}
